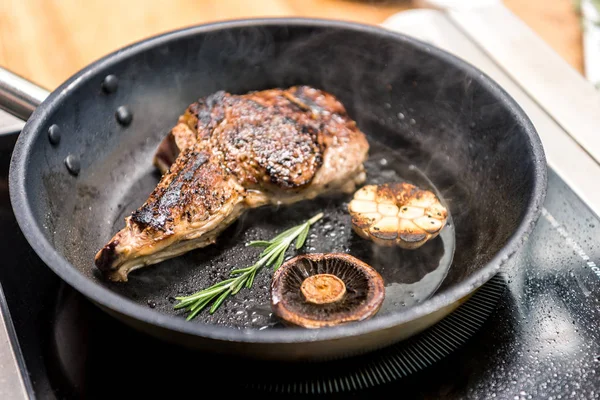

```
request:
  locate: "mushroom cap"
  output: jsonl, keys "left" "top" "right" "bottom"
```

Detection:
{"left": 271, "top": 253, "right": 385, "bottom": 329}
{"left": 348, "top": 183, "right": 448, "bottom": 249}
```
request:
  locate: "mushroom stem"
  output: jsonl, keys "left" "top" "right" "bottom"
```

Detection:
{"left": 301, "top": 274, "right": 346, "bottom": 304}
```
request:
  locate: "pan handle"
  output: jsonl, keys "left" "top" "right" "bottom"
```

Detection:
{"left": 0, "top": 67, "right": 50, "bottom": 121}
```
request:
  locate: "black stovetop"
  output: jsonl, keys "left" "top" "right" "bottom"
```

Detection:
{"left": 0, "top": 132, "right": 599, "bottom": 399}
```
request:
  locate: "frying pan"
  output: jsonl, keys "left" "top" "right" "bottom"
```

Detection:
{"left": 1, "top": 18, "right": 546, "bottom": 361}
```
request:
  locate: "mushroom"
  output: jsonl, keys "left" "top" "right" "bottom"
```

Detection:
{"left": 271, "top": 253, "right": 385, "bottom": 328}
{"left": 348, "top": 182, "right": 448, "bottom": 249}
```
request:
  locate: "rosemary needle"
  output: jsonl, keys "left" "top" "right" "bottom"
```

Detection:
{"left": 174, "top": 212, "right": 323, "bottom": 320}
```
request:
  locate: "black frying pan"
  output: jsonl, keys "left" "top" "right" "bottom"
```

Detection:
{"left": 1, "top": 18, "right": 546, "bottom": 361}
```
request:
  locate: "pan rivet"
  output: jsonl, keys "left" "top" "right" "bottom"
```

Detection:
{"left": 48, "top": 125, "right": 61, "bottom": 145}
{"left": 102, "top": 75, "right": 118, "bottom": 93}
{"left": 64, "top": 155, "right": 81, "bottom": 176}
{"left": 115, "top": 106, "right": 133, "bottom": 126}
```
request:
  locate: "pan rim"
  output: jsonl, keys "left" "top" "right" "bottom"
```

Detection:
{"left": 8, "top": 17, "right": 547, "bottom": 345}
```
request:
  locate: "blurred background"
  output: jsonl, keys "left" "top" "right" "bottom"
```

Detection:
{"left": 0, "top": 0, "right": 585, "bottom": 90}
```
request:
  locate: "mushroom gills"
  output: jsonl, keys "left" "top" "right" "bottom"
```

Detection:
{"left": 270, "top": 253, "right": 385, "bottom": 329}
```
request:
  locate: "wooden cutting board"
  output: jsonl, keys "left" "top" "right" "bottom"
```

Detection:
{"left": 0, "top": 0, "right": 582, "bottom": 90}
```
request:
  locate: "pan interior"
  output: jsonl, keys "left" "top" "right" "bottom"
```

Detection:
{"left": 66, "top": 138, "right": 456, "bottom": 329}
{"left": 23, "top": 22, "right": 537, "bottom": 331}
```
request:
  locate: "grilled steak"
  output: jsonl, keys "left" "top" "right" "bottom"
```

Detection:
{"left": 95, "top": 86, "right": 369, "bottom": 281}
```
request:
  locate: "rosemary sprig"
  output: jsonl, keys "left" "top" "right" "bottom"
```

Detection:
{"left": 174, "top": 212, "right": 323, "bottom": 320}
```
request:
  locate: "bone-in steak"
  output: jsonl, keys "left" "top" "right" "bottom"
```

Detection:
{"left": 95, "top": 86, "right": 369, "bottom": 281}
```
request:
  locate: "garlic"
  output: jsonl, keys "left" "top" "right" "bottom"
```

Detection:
{"left": 348, "top": 183, "right": 448, "bottom": 249}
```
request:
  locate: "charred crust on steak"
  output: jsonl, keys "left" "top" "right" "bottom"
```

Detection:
{"left": 190, "top": 90, "right": 226, "bottom": 135}
{"left": 212, "top": 108, "right": 324, "bottom": 189}
{"left": 132, "top": 151, "right": 211, "bottom": 231}
{"left": 155, "top": 86, "right": 356, "bottom": 192}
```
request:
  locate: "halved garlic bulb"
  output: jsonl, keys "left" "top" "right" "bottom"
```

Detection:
{"left": 348, "top": 183, "right": 448, "bottom": 249}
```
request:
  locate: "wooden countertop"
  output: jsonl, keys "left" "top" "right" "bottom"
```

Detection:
{"left": 0, "top": 0, "right": 583, "bottom": 90}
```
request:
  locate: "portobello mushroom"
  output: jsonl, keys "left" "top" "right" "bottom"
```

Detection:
{"left": 271, "top": 253, "right": 385, "bottom": 328}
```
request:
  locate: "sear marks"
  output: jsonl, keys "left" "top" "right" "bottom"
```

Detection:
{"left": 211, "top": 100, "right": 323, "bottom": 189}
{"left": 95, "top": 86, "right": 369, "bottom": 282}
{"left": 154, "top": 86, "right": 359, "bottom": 192}
{"left": 132, "top": 150, "right": 228, "bottom": 232}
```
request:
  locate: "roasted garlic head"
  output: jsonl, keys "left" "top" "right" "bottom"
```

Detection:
{"left": 348, "top": 183, "right": 448, "bottom": 249}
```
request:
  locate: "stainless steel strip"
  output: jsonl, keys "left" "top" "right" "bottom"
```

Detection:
{"left": 0, "top": 110, "right": 24, "bottom": 136}
{"left": 446, "top": 3, "right": 600, "bottom": 168}
{"left": 0, "top": 68, "right": 48, "bottom": 398}
{"left": 0, "top": 286, "right": 30, "bottom": 400}
{"left": 382, "top": 10, "right": 600, "bottom": 219}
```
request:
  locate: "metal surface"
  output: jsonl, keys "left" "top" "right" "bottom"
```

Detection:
{"left": 0, "top": 132, "right": 37, "bottom": 400}
{"left": 582, "top": 0, "right": 600, "bottom": 87}
{"left": 0, "top": 286, "right": 29, "bottom": 400}
{"left": 416, "top": 0, "right": 600, "bottom": 169}
{"left": 446, "top": 3, "right": 600, "bottom": 171}
{"left": 0, "top": 67, "right": 49, "bottom": 121}
{"left": 0, "top": 111, "right": 23, "bottom": 137}
{"left": 7, "top": 19, "right": 546, "bottom": 360}
{"left": 0, "top": 161, "right": 594, "bottom": 399}
{"left": 383, "top": 9, "right": 600, "bottom": 219}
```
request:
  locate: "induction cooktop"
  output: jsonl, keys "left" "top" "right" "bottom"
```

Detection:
{"left": 0, "top": 5, "right": 599, "bottom": 399}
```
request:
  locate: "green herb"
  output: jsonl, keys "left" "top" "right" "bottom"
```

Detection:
{"left": 174, "top": 212, "right": 323, "bottom": 320}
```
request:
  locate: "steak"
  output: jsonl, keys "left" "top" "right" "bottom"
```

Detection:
{"left": 95, "top": 86, "right": 369, "bottom": 281}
